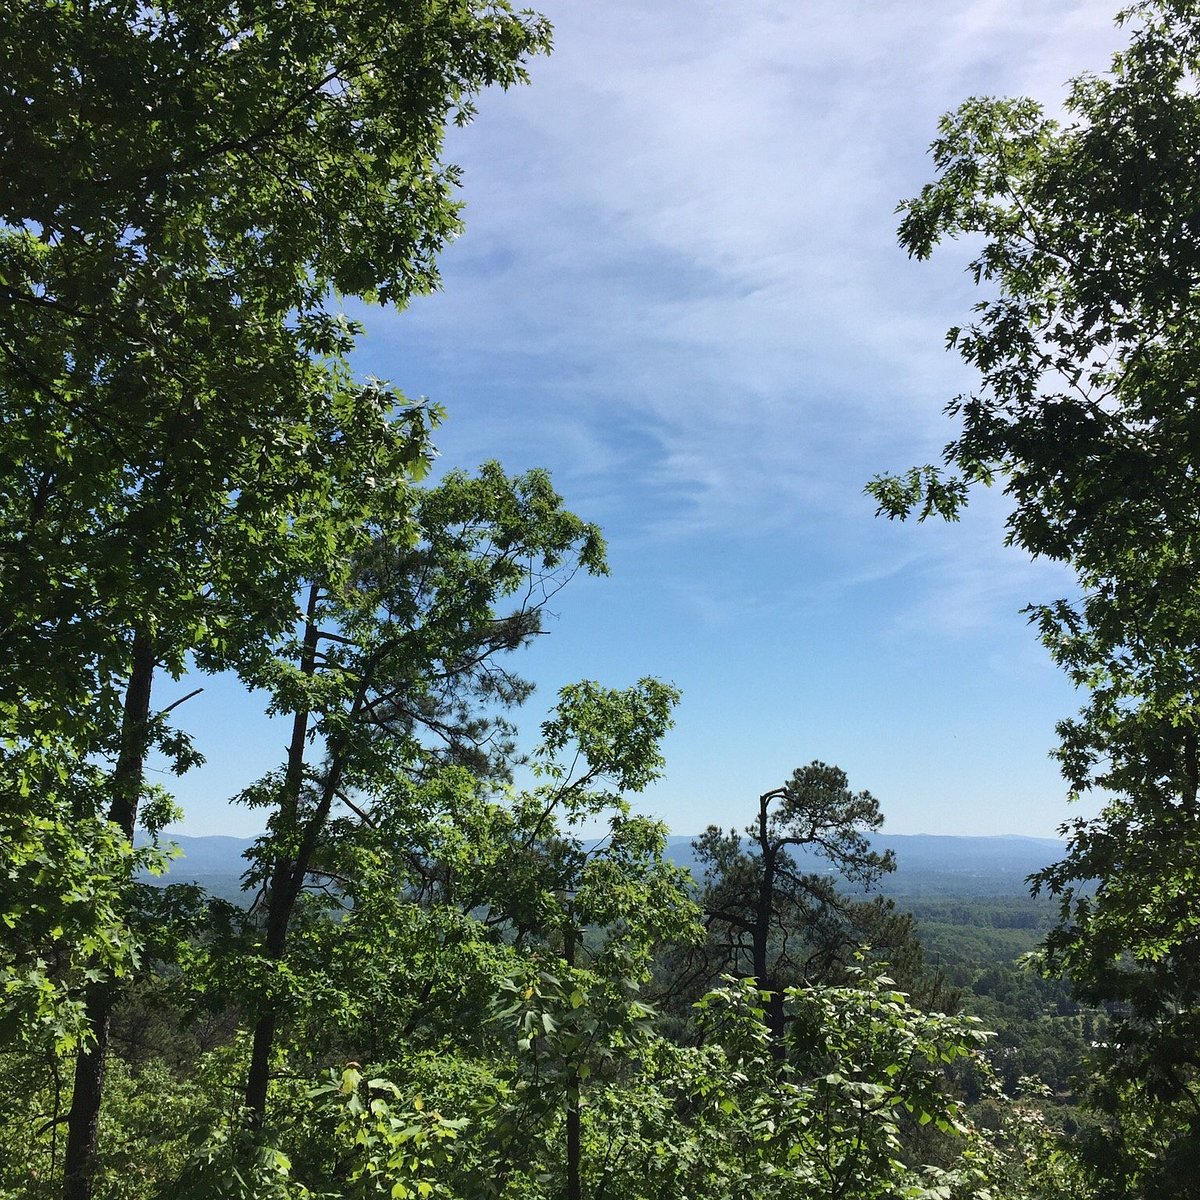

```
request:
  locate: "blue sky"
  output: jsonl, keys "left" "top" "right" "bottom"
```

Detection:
{"left": 165, "top": 0, "right": 1127, "bottom": 840}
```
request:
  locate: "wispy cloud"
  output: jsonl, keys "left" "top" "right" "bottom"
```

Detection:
{"left": 378, "top": 1, "right": 1123, "bottom": 553}
{"left": 171, "top": 2, "right": 1126, "bottom": 839}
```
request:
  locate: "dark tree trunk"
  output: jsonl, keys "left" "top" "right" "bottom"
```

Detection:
{"left": 63, "top": 628, "right": 155, "bottom": 1200}
{"left": 245, "top": 584, "right": 322, "bottom": 1122}
{"left": 63, "top": 1000, "right": 112, "bottom": 1200}
{"left": 244, "top": 750, "right": 350, "bottom": 1117}
{"left": 244, "top": 1010, "right": 280, "bottom": 1122}
{"left": 753, "top": 793, "right": 786, "bottom": 1050}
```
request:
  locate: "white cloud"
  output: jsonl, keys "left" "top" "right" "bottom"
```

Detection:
{"left": 391, "top": 1, "right": 1125, "bottom": 513}
{"left": 172, "top": 1, "right": 1133, "bottom": 838}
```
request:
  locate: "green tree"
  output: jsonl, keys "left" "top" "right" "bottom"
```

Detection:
{"left": 867, "top": 0, "right": 1200, "bottom": 1179}
{"left": 231, "top": 463, "right": 606, "bottom": 1121}
{"left": 681, "top": 763, "right": 894, "bottom": 1042}
{"left": 478, "top": 677, "right": 698, "bottom": 1200}
{"left": 552, "top": 972, "right": 996, "bottom": 1200}
{"left": 1, "top": 3, "right": 552, "bottom": 1195}
{"left": 160, "top": 677, "right": 695, "bottom": 1200}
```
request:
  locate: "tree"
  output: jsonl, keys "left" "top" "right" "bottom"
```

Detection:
{"left": 1, "top": 3, "right": 552, "bottom": 1195}
{"left": 526, "top": 973, "right": 997, "bottom": 1200}
{"left": 867, "top": 0, "right": 1200, "bottom": 1174}
{"left": 231, "top": 463, "right": 607, "bottom": 1121}
{"left": 682, "top": 762, "right": 894, "bottom": 1041}
{"left": 478, "top": 678, "right": 699, "bottom": 1200}
{"left": 161, "top": 677, "right": 696, "bottom": 1200}
{"left": 3, "top": 0, "right": 554, "bottom": 765}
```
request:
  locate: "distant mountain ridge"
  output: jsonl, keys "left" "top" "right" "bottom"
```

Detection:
{"left": 150, "top": 831, "right": 1067, "bottom": 900}
{"left": 665, "top": 833, "right": 1066, "bottom": 897}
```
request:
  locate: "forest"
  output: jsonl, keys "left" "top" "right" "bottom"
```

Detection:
{"left": 2, "top": 0, "right": 1199, "bottom": 1197}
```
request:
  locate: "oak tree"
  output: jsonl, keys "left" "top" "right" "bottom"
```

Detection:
{"left": 868, "top": 0, "right": 1200, "bottom": 1179}
{"left": 1, "top": 2, "right": 551, "bottom": 1194}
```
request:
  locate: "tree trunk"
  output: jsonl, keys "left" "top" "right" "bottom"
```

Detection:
{"left": 753, "top": 794, "right": 786, "bottom": 1050}
{"left": 244, "top": 1010, "right": 280, "bottom": 1122}
{"left": 63, "top": 628, "right": 155, "bottom": 1200}
{"left": 62, "top": 998, "right": 112, "bottom": 1200}
{"left": 245, "top": 744, "right": 350, "bottom": 1118}
{"left": 245, "top": 584, "right": 321, "bottom": 1122}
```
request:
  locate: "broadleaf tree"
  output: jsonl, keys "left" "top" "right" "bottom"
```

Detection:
{"left": 0, "top": 2, "right": 552, "bottom": 1195}
{"left": 867, "top": 0, "right": 1200, "bottom": 1180}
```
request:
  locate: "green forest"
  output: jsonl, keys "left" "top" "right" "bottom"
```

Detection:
{"left": 3, "top": 1, "right": 1200, "bottom": 1196}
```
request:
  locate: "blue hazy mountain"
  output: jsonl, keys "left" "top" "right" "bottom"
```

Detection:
{"left": 666, "top": 833, "right": 1066, "bottom": 897}
{"left": 145, "top": 834, "right": 257, "bottom": 902}
{"left": 150, "top": 831, "right": 1066, "bottom": 900}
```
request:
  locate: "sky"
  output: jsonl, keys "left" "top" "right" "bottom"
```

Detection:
{"left": 165, "top": 0, "right": 1130, "bottom": 841}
